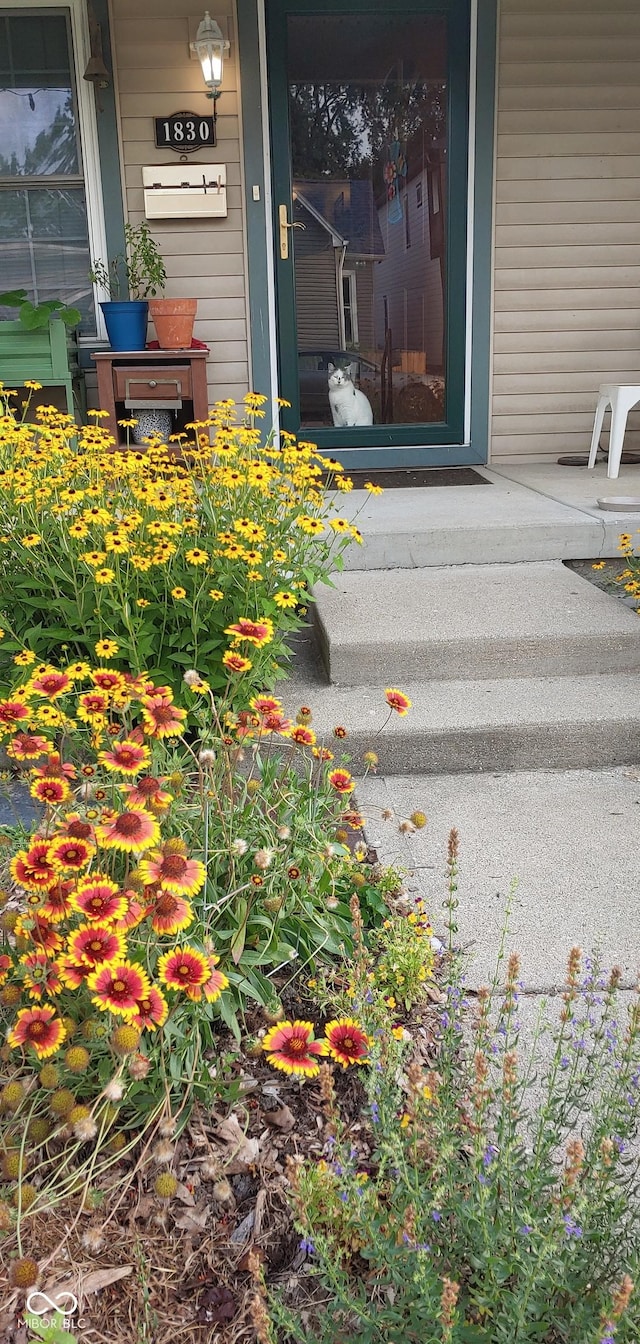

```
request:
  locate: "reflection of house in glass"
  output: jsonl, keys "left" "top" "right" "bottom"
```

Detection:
{"left": 375, "top": 144, "right": 446, "bottom": 377}
{"left": 292, "top": 178, "right": 385, "bottom": 356}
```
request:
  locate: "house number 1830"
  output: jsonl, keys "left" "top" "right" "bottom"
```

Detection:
{"left": 154, "top": 112, "right": 216, "bottom": 152}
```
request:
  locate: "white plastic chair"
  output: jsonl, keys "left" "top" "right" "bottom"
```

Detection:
{"left": 588, "top": 384, "right": 640, "bottom": 480}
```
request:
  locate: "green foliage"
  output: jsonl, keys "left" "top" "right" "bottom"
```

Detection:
{"left": 269, "top": 879, "right": 640, "bottom": 1343}
{"left": 25, "top": 1314, "right": 78, "bottom": 1344}
{"left": 0, "top": 288, "right": 81, "bottom": 331}
{"left": 89, "top": 221, "right": 167, "bottom": 301}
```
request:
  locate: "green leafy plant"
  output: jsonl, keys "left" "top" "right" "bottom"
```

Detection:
{"left": 267, "top": 851, "right": 640, "bottom": 1344}
{"left": 89, "top": 221, "right": 167, "bottom": 300}
{"left": 25, "top": 1313, "right": 78, "bottom": 1344}
{"left": 0, "top": 288, "right": 81, "bottom": 331}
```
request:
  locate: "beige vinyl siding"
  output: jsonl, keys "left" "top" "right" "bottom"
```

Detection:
{"left": 110, "top": 0, "right": 249, "bottom": 407}
{"left": 491, "top": 0, "right": 640, "bottom": 463}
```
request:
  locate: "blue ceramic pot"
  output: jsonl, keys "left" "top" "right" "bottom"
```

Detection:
{"left": 100, "top": 300, "right": 148, "bottom": 352}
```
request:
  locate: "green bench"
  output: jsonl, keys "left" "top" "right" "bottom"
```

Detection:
{"left": 0, "top": 318, "right": 83, "bottom": 419}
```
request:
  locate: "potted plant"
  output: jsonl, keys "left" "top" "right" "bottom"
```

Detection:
{"left": 148, "top": 292, "right": 198, "bottom": 351}
{"left": 89, "top": 221, "right": 167, "bottom": 352}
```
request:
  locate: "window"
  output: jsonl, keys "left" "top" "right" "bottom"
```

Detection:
{"left": 342, "top": 270, "right": 359, "bottom": 347}
{"left": 0, "top": 3, "right": 109, "bottom": 336}
{"left": 416, "top": 180, "right": 423, "bottom": 208}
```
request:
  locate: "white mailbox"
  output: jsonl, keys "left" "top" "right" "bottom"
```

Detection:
{"left": 142, "top": 163, "right": 227, "bottom": 220}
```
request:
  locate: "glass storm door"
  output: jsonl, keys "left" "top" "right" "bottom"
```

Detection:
{"left": 268, "top": 0, "right": 470, "bottom": 457}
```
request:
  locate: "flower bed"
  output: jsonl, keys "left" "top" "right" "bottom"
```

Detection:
{"left": 0, "top": 388, "right": 361, "bottom": 700}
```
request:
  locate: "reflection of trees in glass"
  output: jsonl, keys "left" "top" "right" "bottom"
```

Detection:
{"left": 0, "top": 93, "right": 77, "bottom": 177}
{"left": 290, "top": 81, "right": 446, "bottom": 182}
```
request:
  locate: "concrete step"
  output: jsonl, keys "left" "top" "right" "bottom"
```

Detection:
{"left": 314, "top": 561, "right": 640, "bottom": 686}
{"left": 284, "top": 673, "right": 640, "bottom": 775}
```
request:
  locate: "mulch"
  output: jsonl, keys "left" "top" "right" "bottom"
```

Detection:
{"left": 1, "top": 977, "right": 444, "bottom": 1343}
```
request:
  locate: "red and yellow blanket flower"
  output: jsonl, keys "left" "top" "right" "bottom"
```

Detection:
{"left": 324, "top": 1018, "right": 371, "bottom": 1068}
{"left": 89, "top": 960, "right": 152, "bottom": 1017}
{"left": 262, "top": 1020, "right": 328, "bottom": 1077}
{"left": 8, "top": 1005, "right": 66, "bottom": 1059}
{"left": 95, "top": 808, "right": 161, "bottom": 853}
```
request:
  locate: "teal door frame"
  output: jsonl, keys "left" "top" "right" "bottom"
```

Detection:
{"left": 237, "top": 0, "right": 497, "bottom": 468}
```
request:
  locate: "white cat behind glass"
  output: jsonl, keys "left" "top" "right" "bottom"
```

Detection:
{"left": 327, "top": 363, "right": 374, "bottom": 427}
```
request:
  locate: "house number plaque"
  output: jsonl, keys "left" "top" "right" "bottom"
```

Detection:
{"left": 154, "top": 111, "right": 216, "bottom": 152}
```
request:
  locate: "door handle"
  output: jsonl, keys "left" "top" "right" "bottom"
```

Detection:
{"left": 279, "top": 203, "right": 305, "bottom": 260}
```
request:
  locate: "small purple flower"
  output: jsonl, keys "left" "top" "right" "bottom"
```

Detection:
{"left": 482, "top": 1144, "right": 498, "bottom": 1168}
{"left": 563, "top": 1214, "right": 583, "bottom": 1239}
{"left": 431, "top": 1209, "right": 442, "bottom": 1223}
{"left": 299, "top": 1237, "right": 316, "bottom": 1255}
{"left": 478, "top": 1174, "right": 489, "bottom": 1186}
{"left": 338, "top": 1190, "right": 348, "bottom": 1203}
{"left": 613, "top": 1136, "right": 626, "bottom": 1153}
{"left": 518, "top": 1225, "right": 532, "bottom": 1237}
{"left": 560, "top": 1055, "right": 569, "bottom": 1070}
{"left": 364, "top": 988, "right": 374, "bottom": 1003}
{"left": 440, "top": 1012, "right": 451, "bottom": 1030}
{"left": 371, "top": 1101, "right": 380, "bottom": 1125}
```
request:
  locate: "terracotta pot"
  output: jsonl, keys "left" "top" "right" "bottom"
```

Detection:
{"left": 149, "top": 297, "right": 197, "bottom": 350}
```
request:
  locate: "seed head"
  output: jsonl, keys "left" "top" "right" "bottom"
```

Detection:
{"left": 154, "top": 1171, "right": 178, "bottom": 1199}
{"left": 2, "top": 1150, "right": 28, "bottom": 1180}
{"left": 28, "top": 1116, "right": 51, "bottom": 1144}
{"left": 198, "top": 748, "right": 216, "bottom": 766}
{"left": 103, "top": 1078, "right": 124, "bottom": 1102}
{"left": 276, "top": 825, "right": 291, "bottom": 840}
{"left": 12, "top": 1183, "right": 37, "bottom": 1210}
{"left": 183, "top": 669, "right": 201, "bottom": 686}
{"left": 49, "top": 1087, "right": 76, "bottom": 1118}
{"left": 1, "top": 1081, "right": 25, "bottom": 1113}
{"left": 65, "top": 1045, "right": 91, "bottom": 1073}
{"left": 82, "top": 1227, "right": 105, "bottom": 1254}
{"left": 10, "top": 1256, "right": 39, "bottom": 1289}
{"left": 128, "top": 1052, "right": 150, "bottom": 1080}
{"left": 254, "top": 847, "right": 274, "bottom": 870}
{"left": 74, "top": 1114, "right": 98, "bottom": 1142}
{"left": 153, "top": 1139, "right": 175, "bottom": 1165}
{"left": 111, "top": 1024, "right": 141, "bottom": 1055}
{"left": 410, "top": 810, "right": 427, "bottom": 828}
{"left": 232, "top": 837, "right": 249, "bottom": 855}
{"left": 363, "top": 750, "right": 379, "bottom": 767}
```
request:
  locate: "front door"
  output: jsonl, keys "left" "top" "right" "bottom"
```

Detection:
{"left": 267, "top": 0, "right": 470, "bottom": 463}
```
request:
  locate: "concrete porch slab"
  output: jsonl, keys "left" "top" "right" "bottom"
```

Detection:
{"left": 334, "top": 461, "right": 640, "bottom": 569}
{"left": 360, "top": 766, "right": 640, "bottom": 990}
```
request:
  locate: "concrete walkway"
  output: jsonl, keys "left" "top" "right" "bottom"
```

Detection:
{"left": 361, "top": 765, "right": 640, "bottom": 992}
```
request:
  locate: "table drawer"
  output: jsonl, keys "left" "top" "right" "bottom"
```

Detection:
{"left": 114, "top": 365, "right": 193, "bottom": 403}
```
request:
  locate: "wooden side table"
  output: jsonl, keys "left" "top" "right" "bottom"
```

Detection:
{"left": 92, "top": 348, "right": 209, "bottom": 442}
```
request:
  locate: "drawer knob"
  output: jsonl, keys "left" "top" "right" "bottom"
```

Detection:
{"left": 148, "top": 379, "right": 158, "bottom": 388}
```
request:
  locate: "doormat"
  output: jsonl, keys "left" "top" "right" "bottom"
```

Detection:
{"left": 332, "top": 467, "right": 490, "bottom": 489}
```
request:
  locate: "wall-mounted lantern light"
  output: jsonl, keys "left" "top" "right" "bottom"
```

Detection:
{"left": 191, "top": 12, "right": 230, "bottom": 99}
